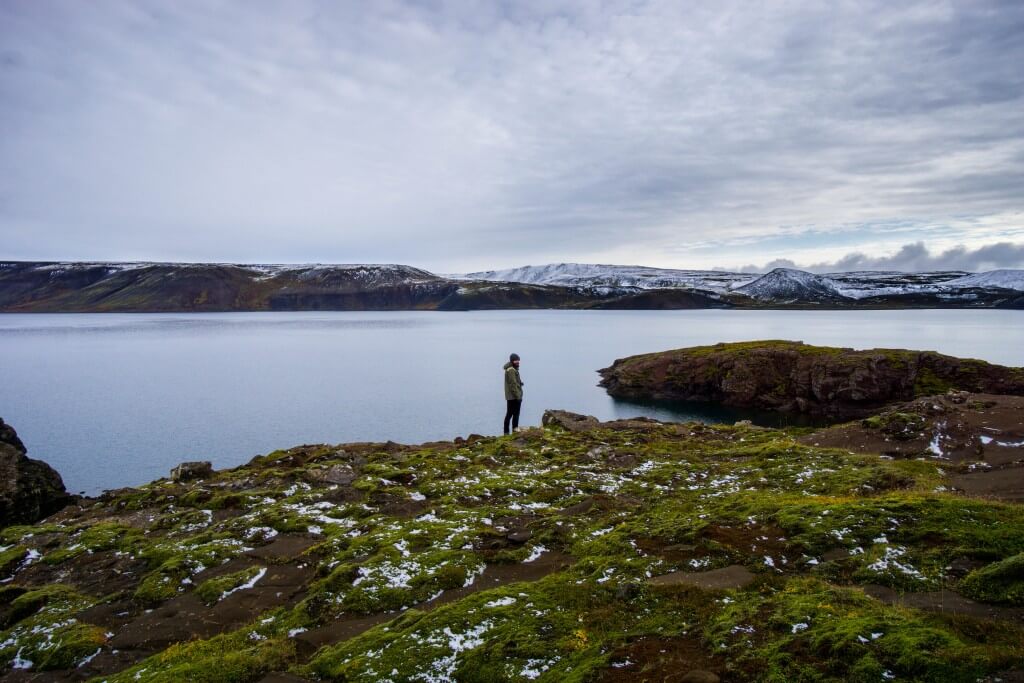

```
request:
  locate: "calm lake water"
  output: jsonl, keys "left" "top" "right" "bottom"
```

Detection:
{"left": 2, "top": 309, "right": 1022, "bottom": 495}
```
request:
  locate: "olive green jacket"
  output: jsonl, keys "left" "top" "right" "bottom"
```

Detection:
{"left": 504, "top": 362, "right": 524, "bottom": 400}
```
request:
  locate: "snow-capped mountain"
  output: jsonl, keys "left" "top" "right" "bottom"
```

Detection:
{"left": 2, "top": 261, "right": 1023, "bottom": 311}
{"left": 824, "top": 271, "right": 969, "bottom": 299}
{"left": 456, "top": 263, "right": 1024, "bottom": 303}
{"left": 457, "top": 263, "right": 750, "bottom": 293}
{"left": 732, "top": 268, "right": 848, "bottom": 302}
{"left": 943, "top": 270, "right": 1024, "bottom": 291}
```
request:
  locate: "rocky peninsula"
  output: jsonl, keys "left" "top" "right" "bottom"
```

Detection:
{"left": 3, "top": 344, "right": 1024, "bottom": 681}
{"left": 598, "top": 340, "right": 1024, "bottom": 419}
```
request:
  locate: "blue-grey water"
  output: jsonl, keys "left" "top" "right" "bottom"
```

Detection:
{"left": 2, "top": 309, "right": 1021, "bottom": 495}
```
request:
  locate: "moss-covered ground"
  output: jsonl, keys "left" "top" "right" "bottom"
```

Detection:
{"left": 2, "top": 415, "right": 1023, "bottom": 681}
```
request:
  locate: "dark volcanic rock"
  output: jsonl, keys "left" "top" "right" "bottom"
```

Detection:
{"left": 0, "top": 418, "right": 73, "bottom": 528}
{"left": 170, "top": 461, "right": 214, "bottom": 481}
{"left": 1, "top": 417, "right": 26, "bottom": 453}
{"left": 598, "top": 340, "right": 1024, "bottom": 419}
{"left": 542, "top": 409, "right": 602, "bottom": 432}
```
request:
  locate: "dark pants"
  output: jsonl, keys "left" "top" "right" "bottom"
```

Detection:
{"left": 504, "top": 399, "right": 522, "bottom": 434}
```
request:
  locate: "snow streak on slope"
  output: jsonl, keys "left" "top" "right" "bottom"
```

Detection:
{"left": 825, "top": 271, "right": 969, "bottom": 299}
{"left": 456, "top": 263, "right": 748, "bottom": 292}
{"left": 944, "top": 270, "right": 1024, "bottom": 291}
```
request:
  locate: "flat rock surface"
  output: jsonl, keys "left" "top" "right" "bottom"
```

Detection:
{"left": 648, "top": 565, "right": 756, "bottom": 590}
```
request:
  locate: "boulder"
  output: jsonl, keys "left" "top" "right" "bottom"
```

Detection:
{"left": 306, "top": 464, "right": 357, "bottom": 486}
{"left": 542, "top": 410, "right": 601, "bottom": 432}
{"left": 170, "top": 460, "right": 214, "bottom": 481}
{"left": 0, "top": 418, "right": 74, "bottom": 528}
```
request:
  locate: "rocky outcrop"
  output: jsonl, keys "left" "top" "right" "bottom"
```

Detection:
{"left": 170, "top": 461, "right": 214, "bottom": 481}
{"left": 0, "top": 418, "right": 73, "bottom": 528}
{"left": 598, "top": 340, "right": 1024, "bottom": 419}
{"left": 542, "top": 409, "right": 602, "bottom": 432}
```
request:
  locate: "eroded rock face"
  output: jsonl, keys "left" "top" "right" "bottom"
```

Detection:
{"left": 598, "top": 340, "right": 1024, "bottom": 418}
{"left": 0, "top": 417, "right": 73, "bottom": 528}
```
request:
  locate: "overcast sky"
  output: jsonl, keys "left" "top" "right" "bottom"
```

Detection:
{"left": 2, "top": 1, "right": 1023, "bottom": 273}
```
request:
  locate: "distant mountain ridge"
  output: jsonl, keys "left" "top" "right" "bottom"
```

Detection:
{"left": 1, "top": 261, "right": 1022, "bottom": 312}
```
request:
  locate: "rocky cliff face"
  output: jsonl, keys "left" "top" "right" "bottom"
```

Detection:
{"left": 0, "top": 418, "right": 73, "bottom": 528}
{"left": 598, "top": 340, "right": 1024, "bottom": 418}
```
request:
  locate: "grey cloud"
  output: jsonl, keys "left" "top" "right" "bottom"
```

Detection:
{"left": 746, "top": 242, "right": 1024, "bottom": 274}
{"left": 1, "top": 1, "right": 1023, "bottom": 271}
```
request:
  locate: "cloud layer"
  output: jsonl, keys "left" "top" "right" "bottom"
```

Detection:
{"left": 2, "top": 1, "right": 1023, "bottom": 271}
{"left": 746, "top": 241, "right": 1024, "bottom": 274}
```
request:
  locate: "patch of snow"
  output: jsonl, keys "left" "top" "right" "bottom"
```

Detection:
{"left": 484, "top": 597, "right": 516, "bottom": 608}
{"left": 929, "top": 426, "right": 946, "bottom": 457}
{"left": 867, "top": 546, "right": 925, "bottom": 580}
{"left": 77, "top": 648, "right": 102, "bottom": 668}
{"left": 221, "top": 567, "right": 267, "bottom": 600}
{"left": 980, "top": 435, "right": 1024, "bottom": 447}
{"left": 944, "top": 269, "right": 1024, "bottom": 291}
{"left": 463, "top": 563, "right": 486, "bottom": 587}
{"left": 11, "top": 648, "right": 33, "bottom": 670}
{"left": 523, "top": 545, "right": 546, "bottom": 563}
{"left": 520, "top": 658, "right": 556, "bottom": 679}
{"left": 243, "top": 526, "right": 279, "bottom": 541}
{"left": 455, "top": 262, "right": 747, "bottom": 292}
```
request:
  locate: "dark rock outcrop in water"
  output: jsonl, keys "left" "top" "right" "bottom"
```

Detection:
{"left": 598, "top": 340, "right": 1024, "bottom": 418}
{"left": 0, "top": 418, "right": 73, "bottom": 527}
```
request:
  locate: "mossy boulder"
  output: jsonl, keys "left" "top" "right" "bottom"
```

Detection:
{"left": 598, "top": 341, "right": 1024, "bottom": 418}
{"left": 960, "top": 553, "right": 1024, "bottom": 605}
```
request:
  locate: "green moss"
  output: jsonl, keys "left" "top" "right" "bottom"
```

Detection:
{"left": 913, "top": 368, "right": 954, "bottom": 397}
{"left": 195, "top": 566, "right": 265, "bottom": 605}
{"left": 0, "top": 403, "right": 1019, "bottom": 680}
{"left": 97, "top": 619, "right": 296, "bottom": 682}
{"left": 0, "top": 544, "right": 27, "bottom": 576}
{"left": 704, "top": 577, "right": 1020, "bottom": 682}
{"left": 959, "top": 553, "right": 1024, "bottom": 605}
{"left": 135, "top": 534, "right": 252, "bottom": 605}
{"left": 860, "top": 412, "right": 927, "bottom": 440}
{"left": 0, "top": 585, "right": 107, "bottom": 672}
{"left": 44, "top": 522, "right": 144, "bottom": 564}
{"left": 0, "top": 523, "right": 64, "bottom": 544}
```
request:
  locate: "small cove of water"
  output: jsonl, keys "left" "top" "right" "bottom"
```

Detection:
{"left": 1, "top": 309, "right": 1021, "bottom": 495}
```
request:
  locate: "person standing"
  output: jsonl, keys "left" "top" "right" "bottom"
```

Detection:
{"left": 503, "top": 353, "right": 524, "bottom": 434}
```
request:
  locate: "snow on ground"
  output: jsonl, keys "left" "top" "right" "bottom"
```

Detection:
{"left": 944, "top": 269, "right": 1024, "bottom": 291}
{"left": 454, "top": 263, "right": 750, "bottom": 292}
